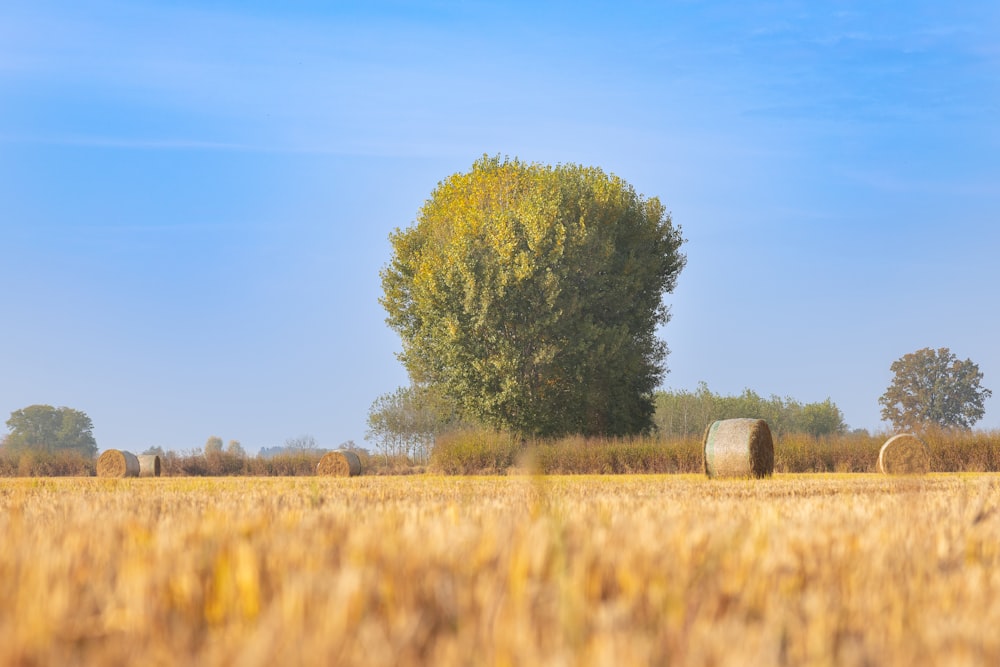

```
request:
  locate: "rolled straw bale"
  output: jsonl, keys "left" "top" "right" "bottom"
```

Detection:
{"left": 137, "top": 454, "right": 161, "bottom": 478}
{"left": 878, "top": 433, "right": 930, "bottom": 475}
{"left": 703, "top": 418, "right": 774, "bottom": 479}
{"left": 316, "top": 450, "right": 362, "bottom": 477}
{"left": 97, "top": 449, "right": 140, "bottom": 478}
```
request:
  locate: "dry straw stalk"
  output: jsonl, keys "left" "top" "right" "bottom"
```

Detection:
{"left": 878, "top": 434, "right": 931, "bottom": 475}
{"left": 317, "top": 450, "right": 362, "bottom": 477}
{"left": 703, "top": 418, "right": 774, "bottom": 479}
{"left": 97, "top": 450, "right": 140, "bottom": 478}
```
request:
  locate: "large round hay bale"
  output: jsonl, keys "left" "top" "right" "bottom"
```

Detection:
{"left": 97, "top": 449, "right": 140, "bottom": 478}
{"left": 137, "top": 454, "right": 161, "bottom": 477}
{"left": 703, "top": 418, "right": 774, "bottom": 479}
{"left": 878, "top": 433, "right": 930, "bottom": 475}
{"left": 316, "top": 450, "right": 362, "bottom": 477}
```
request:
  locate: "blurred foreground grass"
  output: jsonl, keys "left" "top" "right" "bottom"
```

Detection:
{"left": 1, "top": 474, "right": 999, "bottom": 666}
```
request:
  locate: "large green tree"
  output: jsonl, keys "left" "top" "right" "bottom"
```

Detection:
{"left": 4, "top": 404, "right": 98, "bottom": 457}
{"left": 879, "top": 347, "right": 991, "bottom": 430}
{"left": 381, "top": 156, "right": 686, "bottom": 437}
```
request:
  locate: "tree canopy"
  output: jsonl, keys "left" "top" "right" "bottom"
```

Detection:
{"left": 879, "top": 347, "right": 991, "bottom": 431}
{"left": 381, "top": 155, "right": 686, "bottom": 437}
{"left": 204, "top": 436, "right": 224, "bottom": 455}
{"left": 4, "top": 404, "right": 98, "bottom": 457}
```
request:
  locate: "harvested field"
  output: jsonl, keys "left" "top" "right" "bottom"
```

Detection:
{"left": 1, "top": 474, "right": 998, "bottom": 665}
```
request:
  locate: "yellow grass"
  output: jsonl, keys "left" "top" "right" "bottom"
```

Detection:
{"left": 1, "top": 474, "right": 999, "bottom": 665}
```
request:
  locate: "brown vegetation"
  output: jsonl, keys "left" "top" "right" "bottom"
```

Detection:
{"left": 878, "top": 434, "right": 931, "bottom": 475}
{"left": 431, "top": 428, "right": 1000, "bottom": 476}
{"left": 2, "top": 428, "right": 1000, "bottom": 478}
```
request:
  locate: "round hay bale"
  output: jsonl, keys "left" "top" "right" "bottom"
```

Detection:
{"left": 97, "top": 449, "right": 140, "bottom": 478}
{"left": 878, "top": 433, "right": 930, "bottom": 475}
{"left": 137, "top": 454, "right": 161, "bottom": 477}
{"left": 316, "top": 450, "right": 362, "bottom": 477}
{"left": 703, "top": 418, "right": 774, "bottom": 479}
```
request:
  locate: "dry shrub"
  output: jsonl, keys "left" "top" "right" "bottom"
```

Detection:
{"left": 137, "top": 454, "right": 161, "bottom": 478}
{"left": 96, "top": 450, "right": 140, "bottom": 478}
{"left": 919, "top": 427, "right": 1000, "bottom": 472}
{"left": 0, "top": 454, "right": 15, "bottom": 477}
{"left": 878, "top": 434, "right": 931, "bottom": 475}
{"left": 204, "top": 451, "right": 248, "bottom": 476}
{"left": 774, "top": 431, "right": 880, "bottom": 473}
{"left": 255, "top": 452, "right": 325, "bottom": 476}
{"left": 364, "top": 453, "right": 426, "bottom": 475}
{"left": 0, "top": 450, "right": 95, "bottom": 477}
{"left": 703, "top": 418, "right": 774, "bottom": 478}
{"left": 316, "top": 450, "right": 362, "bottom": 477}
{"left": 430, "top": 429, "right": 522, "bottom": 475}
{"left": 526, "top": 435, "right": 702, "bottom": 475}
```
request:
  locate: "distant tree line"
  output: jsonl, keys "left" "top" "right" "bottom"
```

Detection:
{"left": 652, "top": 383, "right": 847, "bottom": 438}
{"left": 3, "top": 343, "right": 990, "bottom": 476}
{"left": 366, "top": 382, "right": 849, "bottom": 460}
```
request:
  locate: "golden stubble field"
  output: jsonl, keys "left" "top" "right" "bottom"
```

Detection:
{"left": 1, "top": 474, "right": 999, "bottom": 666}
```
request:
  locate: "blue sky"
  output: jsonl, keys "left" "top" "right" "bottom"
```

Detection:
{"left": 2, "top": 1, "right": 998, "bottom": 453}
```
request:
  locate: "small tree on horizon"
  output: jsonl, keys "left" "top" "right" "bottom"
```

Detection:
{"left": 879, "top": 347, "right": 991, "bottom": 431}
{"left": 3, "top": 405, "right": 98, "bottom": 457}
{"left": 204, "top": 436, "right": 224, "bottom": 455}
{"left": 366, "top": 384, "right": 464, "bottom": 462}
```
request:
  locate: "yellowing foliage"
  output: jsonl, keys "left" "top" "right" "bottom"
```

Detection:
{"left": 381, "top": 155, "right": 685, "bottom": 437}
{"left": 1, "top": 475, "right": 999, "bottom": 665}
